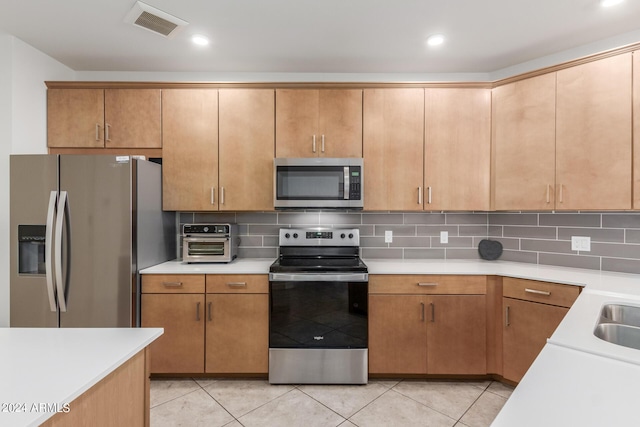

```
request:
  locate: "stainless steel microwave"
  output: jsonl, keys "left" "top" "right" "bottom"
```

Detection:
{"left": 274, "top": 158, "right": 363, "bottom": 209}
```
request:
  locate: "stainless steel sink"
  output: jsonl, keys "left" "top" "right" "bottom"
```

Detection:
{"left": 599, "top": 304, "right": 640, "bottom": 328}
{"left": 594, "top": 304, "right": 640, "bottom": 350}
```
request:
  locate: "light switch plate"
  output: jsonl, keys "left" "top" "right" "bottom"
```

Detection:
{"left": 440, "top": 231, "right": 449, "bottom": 244}
{"left": 385, "top": 230, "right": 393, "bottom": 243}
{"left": 571, "top": 236, "right": 591, "bottom": 252}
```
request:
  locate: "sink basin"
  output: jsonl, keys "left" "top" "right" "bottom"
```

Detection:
{"left": 594, "top": 323, "right": 640, "bottom": 351}
{"left": 594, "top": 304, "right": 640, "bottom": 350}
{"left": 599, "top": 304, "right": 640, "bottom": 328}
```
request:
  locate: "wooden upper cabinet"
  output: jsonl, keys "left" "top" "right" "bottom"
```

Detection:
{"left": 634, "top": 50, "right": 640, "bottom": 209}
{"left": 425, "top": 88, "right": 491, "bottom": 211}
{"left": 363, "top": 88, "right": 424, "bottom": 211}
{"left": 48, "top": 89, "right": 105, "bottom": 148}
{"left": 491, "top": 73, "right": 557, "bottom": 210}
{"left": 275, "top": 89, "right": 362, "bottom": 158}
{"left": 104, "top": 89, "right": 161, "bottom": 148}
{"left": 556, "top": 53, "right": 632, "bottom": 210}
{"left": 162, "top": 89, "right": 218, "bottom": 211}
{"left": 48, "top": 88, "right": 161, "bottom": 149}
{"left": 219, "top": 89, "right": 275, "bottom": 211}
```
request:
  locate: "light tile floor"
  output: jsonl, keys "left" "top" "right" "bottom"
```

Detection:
{"left": 150, "top": 378, "right": 514, "bottom": 427}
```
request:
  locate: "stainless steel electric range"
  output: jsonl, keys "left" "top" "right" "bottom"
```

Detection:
{"left": 268, "top": 228, "right": 368, "bottom": 384}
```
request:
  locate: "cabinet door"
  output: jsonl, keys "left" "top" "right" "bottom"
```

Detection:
{"left": 275, "top": 89, "right": 319, "bottom": 157}
{"left": 47, "top": 89, "right": 105, "bottom": 148}
{"left": 141, "top": 293, "right": 205, "bottom": 373}
{"left": 363, "top": 89, "right": 424, "bottom": 211}
{"left": 205, "top": 294, "right": 269, "bottom": 374}
{"left": 492, "top": 73, "right": 556, "bottom": 210}
{"left": 502, "top": 297, "right": 568, "bottom": 383}
{"left": 162, "top": 89, "right": 218, "bottom": 211}
{"left": 104, "top": 89, "right": 161, "bottom": 148}
{"left": 219, "top": 89, "right": 275, "bottom": 211}
{"left": 556, "top": 53, "right": 632, "bottom": 210}
{"left": 425, "top": 88, "right": 490, "bottom": 210}
{"left": 368, "top": 294, "right": 427, "bottom": 374}
{"left": 427, "top": 295, "right": 487, "bottom": 375}
{"left": 318, "top": 89, "right": 363, "bottom": 157}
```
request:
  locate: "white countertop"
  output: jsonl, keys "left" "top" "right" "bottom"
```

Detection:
{"left": 139, "top": 258, "right": 275, "bottom": 275}
{"left": 0, "top": 328, "right": 162, "bottom": 427}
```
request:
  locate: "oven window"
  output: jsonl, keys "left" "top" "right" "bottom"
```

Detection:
{"left": 276, "top": 167, "right": 344, "bottom": 200}
{"left": 188, "top": 242, "right": 225, "bottom": 256}
{"left": 269, "top": 281, "right": 367, "bottom": 349}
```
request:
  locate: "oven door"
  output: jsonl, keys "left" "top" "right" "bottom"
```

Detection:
{"left": 268, "top": 272, "right": 368, "bottom": 384}
{"left": 182, "top": 237, "right": 230, "bottom": 263}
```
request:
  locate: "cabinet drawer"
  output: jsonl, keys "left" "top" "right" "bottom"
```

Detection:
{"left": 369, "top": 275, "right": 486, "bottom": 295}
{"left": 502, "top": 277, "right": 580, "bottom": 308}
{"left": 141, "top": 274, "right": 205, "bottom": 294}
{"left": 206, "top": 274, "right": 269, "bottom": 294}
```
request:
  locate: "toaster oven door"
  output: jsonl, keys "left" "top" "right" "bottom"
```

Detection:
{"left": 183, "top": 237, "right": 230, "bottom": 262}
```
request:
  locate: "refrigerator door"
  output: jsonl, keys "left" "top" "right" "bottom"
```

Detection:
{"left": 10, "top": 155, "right": 59, "bottom": 327}
{"left": 59, "top": 155, "right": 133, "bottom": 327}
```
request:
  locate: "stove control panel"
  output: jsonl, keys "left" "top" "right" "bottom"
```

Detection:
{"left": 279, "top": 228, "right": 360, "bottom": 246}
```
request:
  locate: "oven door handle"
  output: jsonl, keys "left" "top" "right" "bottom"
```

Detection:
{"left": 269, "top": 273, "right": 368, "bottom": 282}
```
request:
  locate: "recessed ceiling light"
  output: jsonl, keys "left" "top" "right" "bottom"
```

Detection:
{"left": 427, "top": 34, "right": 445, "bottom": 47}
{"left": 600, "top": 0, "right": 624, "bottom": 7}
{"left": 191, "top": 34, "right": 210, "bottom": 46}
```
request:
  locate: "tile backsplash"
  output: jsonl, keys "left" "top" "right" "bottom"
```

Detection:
{"left": 177, "top": 211, "right": 640, "bottom": 274}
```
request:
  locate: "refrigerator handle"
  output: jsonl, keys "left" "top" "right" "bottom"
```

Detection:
{"left": 55, "top": 191, "right": 70, "bottom": 312}
{"left": 45, "top": 191, "right": 58, "bottom": 312}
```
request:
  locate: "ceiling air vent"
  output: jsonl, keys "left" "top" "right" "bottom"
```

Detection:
{"left": 124, "top": 1, "right": 188, "bottom": 38}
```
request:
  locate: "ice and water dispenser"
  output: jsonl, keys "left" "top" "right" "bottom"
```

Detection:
{"left": 18, "top": 225, "right": 46, "bottom": 275}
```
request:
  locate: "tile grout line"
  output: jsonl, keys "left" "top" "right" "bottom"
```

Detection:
{"left": 194, "top": 378, "right": 241, "bottom": 424}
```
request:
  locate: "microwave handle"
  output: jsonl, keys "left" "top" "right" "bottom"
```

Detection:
{"left": 344, "top": 167, "right": 350, "bottom": 200}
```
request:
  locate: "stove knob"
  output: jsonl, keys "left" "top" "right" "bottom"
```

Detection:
{"left": 285, "top": 233, "right": 290, "bottom": 239}
{"left": 293, "top": 233, "right": 298, "bottom": 239}
{"left": 340, "top": 233, "right": 346, "bottom": 239}
{"left": 348, "top": 233, "right": 354, "bottom": 239}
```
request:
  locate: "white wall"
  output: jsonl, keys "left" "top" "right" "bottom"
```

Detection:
{"left": 0, "top": 35, "right": 74, "bottom": 327}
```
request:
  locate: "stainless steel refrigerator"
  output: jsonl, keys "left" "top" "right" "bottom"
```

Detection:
{"left": 10, "top": 155, "right": 176, "bottom": 327}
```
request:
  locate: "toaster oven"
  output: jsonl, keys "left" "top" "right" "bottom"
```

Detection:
{"left": 182, "top": 223, "right": 238, "bottom": 263}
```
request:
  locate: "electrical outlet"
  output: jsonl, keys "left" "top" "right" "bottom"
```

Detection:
{"left": 440, "top": 231, "right": 449, "bottom": 244}
{"left": 385, "top": 230, "right": 393, "bottom": 243}
{"left": 571, "top": 236, "right": 591, "bottom": 252}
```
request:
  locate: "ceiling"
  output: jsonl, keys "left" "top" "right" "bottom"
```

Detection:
{"left": 1, "top": 0, "right": 639, "bottom": 75}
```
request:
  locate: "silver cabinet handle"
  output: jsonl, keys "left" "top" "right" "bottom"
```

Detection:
{"left": 210, "top": 187, "right": 215, "bottom": 205}
{"left": 420, "top": 302, "right": 425, "bottom": 322}
{"left": 208, "top": 302, "right": 212, "bottom": 321}
{"left": 525, "top": 288, "right": 551, "bottom": 296}
{"left": 196, "top": 302, "right": 201, "bottom": 321}
{"left": 418, "top": 282, "right": 438, "bottom": 287}
{"left": 546, "top": 184, "right": 551, "bottom": 204}
{"left": 55, "top": 191, "right": 69, "bottom": 312}
{"left": 430, "top": 302, "right": 435, "bottom": 322}
{"left": 95, "top": 124, "right": 101, "bottom": 141}
{"left": 312, "top": 135, "right": 316, "bottom": 153}
{"left": 427, "top": 186, "right": 432, "bottom": 204}
{"left": 418, "top": 187, "right": 423, "bottom": 205}
{"left": 559, "top": 184, "right": 564, "bottom": 203}
{"left": 162, "top": 281, "right": 183, "bottom": 287}
{"left": 221, "top": 187, "right": 225, "bottom": 205}
{"left": 227, "top": 282, "right": 247, "bottom": 288}
{"left": 321, "top": 134, "right": 325, "bottom": 153}
{"left": 45, "top": 191, "right": 57, "bottom": 312}
{"left": 105, "top": 123, "right": 111, "bottom": 142}
{"left": 505, "top": 305, "right": 510, "bottom": 327}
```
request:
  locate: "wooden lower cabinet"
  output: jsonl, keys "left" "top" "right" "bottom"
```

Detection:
{"left": 141, "top": 274, "right": 268, "bottom": 375}
{"left": 368, "top": 275, "right": 487, "bottom": 375}
{"left": 205, "top": 293, "right": 269, "bottom": 373}
{"left": 141, "top": 293, "right": 205, "bottom": 374}
{"left": 502, "top": 297, "right": 568, "bottom": 383}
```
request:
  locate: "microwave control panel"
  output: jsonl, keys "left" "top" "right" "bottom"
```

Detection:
{"left": 349, "top": 167, "right": 361, "bottom": 200}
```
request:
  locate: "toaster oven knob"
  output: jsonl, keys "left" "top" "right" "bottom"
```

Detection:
{"left": 285, "top": 233, "right": 290, "bottom": 239}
